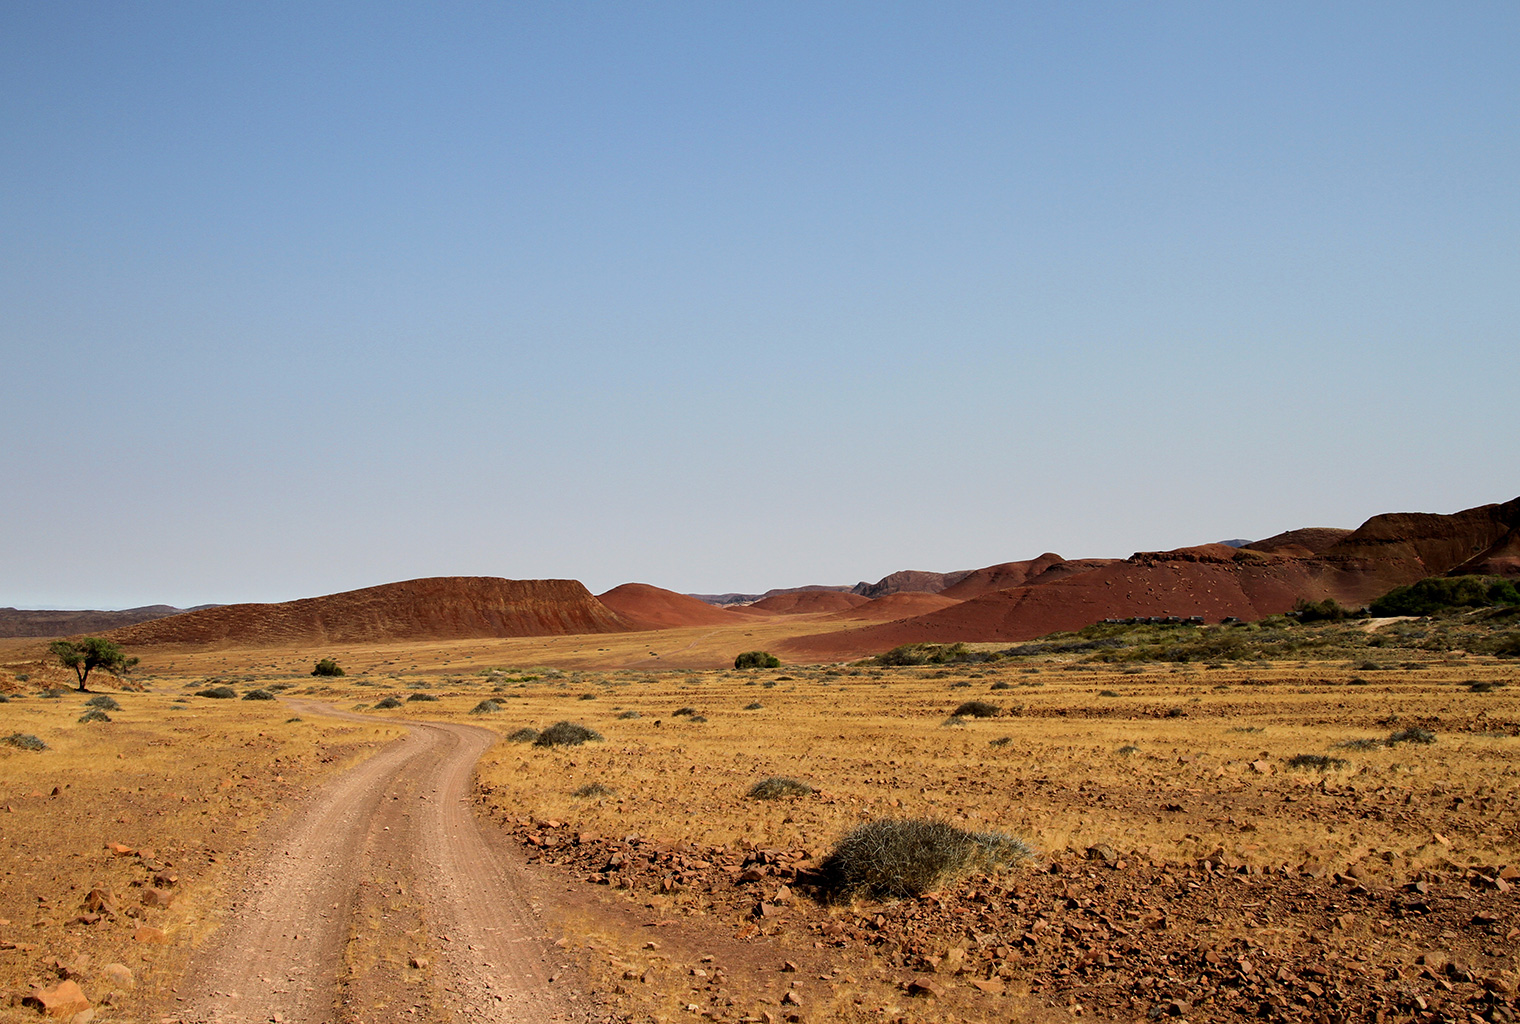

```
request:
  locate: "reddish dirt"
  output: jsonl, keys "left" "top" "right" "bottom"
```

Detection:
{"left": 1245, "top": 528, "right": 1355, "bottom": 557}
{"left": 939, "top": 555, "right": 1069, "bottom": 600}
{"left": 97, "top": 578, "right": 635, "bottom": 648}
{"left": 597, "top": 584, "right": 762, "bottom": 630}
{"left": 1454, "top": 527, "right": 1520, "bottom": 579}
{"left": 748, "top": 591, "right": 871, "bottom": 614}
{"left": 826, "top": 593, "right": 964, "bottom": 622}
{"left": 175, "top": 703, "right": 591, "bottom": 1024}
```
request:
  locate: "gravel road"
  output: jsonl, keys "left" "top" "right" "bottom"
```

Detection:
{"left": 177, "top": 704, "right": 586, "bottom": 1024}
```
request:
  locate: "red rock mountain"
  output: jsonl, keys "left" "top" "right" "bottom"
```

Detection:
{"left": 748, "top": 591, "right": 871, "bottom": 614}
{"left": 597, "top": 583, "right": 758, "bottom": 630}
{"left": 100, "top": 578, "right": 633, "bottom": 647}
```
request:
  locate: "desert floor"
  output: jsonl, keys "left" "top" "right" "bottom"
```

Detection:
{"left": 2, "top": 639, "right": 1518, "bottom": 1023}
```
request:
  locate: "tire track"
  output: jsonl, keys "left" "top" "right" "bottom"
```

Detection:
{"left": 177, "top": 704, "right": 580, "bottom": 1024}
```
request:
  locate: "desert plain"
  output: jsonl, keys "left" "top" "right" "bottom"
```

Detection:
{"left": 2, "top": 608, "right": 1518, "bottom": 1024}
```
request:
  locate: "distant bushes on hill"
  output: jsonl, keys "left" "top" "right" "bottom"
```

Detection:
{"left": 1369, "top": 576, "right": 1520, "bottom": 617}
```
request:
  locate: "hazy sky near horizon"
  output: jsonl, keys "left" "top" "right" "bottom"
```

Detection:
{"left": 3, "top": 3, "right": 1516, "bottom": 609}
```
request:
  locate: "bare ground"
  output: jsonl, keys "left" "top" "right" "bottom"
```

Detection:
{"left": 174, "top": 704, "right": 594, "bottom": 1024}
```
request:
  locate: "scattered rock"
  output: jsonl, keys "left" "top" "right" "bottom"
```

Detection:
{"left": 1085, "top": 844, "right": 1119, "bottom": 867}
{"left": 23, "top": 980, "right": 91, "bottom": 1018}
{"left": 141, "top": 887, "right": 174, "bottom": 909}
{"left": 907, "top": 978, "right": 945, "bottom": 998}
{"left": 100, "top": 964, "right": 133, "bottom": 990}
{"left": 133, "top": 926, "right": 167, "bottom": 944}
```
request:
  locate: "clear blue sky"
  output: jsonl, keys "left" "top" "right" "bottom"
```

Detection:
{"left": 3, "top": 3, "right": 1516, "bottom": 609}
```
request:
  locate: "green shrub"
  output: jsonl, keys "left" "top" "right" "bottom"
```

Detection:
{"left": 1388, "top": 727, "right": 1436, "bottom": 745}
{"left": 4, "top": 733, "right": 47, "bottom": 751}
{"left": 534, "top": 721, "right": 603, "bottom": 747}
{"left": 818, "top": 819, "right": 1032, "bottom": 898}
{"left": 373, "top": 696, "right": 404, "bottom": 709}
{"left": 196, "top": 686, "right": 237, "bottom": 699}
{"left": 1370, "top": 576, "right": 1520, "bottom": 617}
{"left": 242, "top": 689, "right": 275, "bottom": 700}
{"left": 406, "top": 693, "right": 439, "bottom": 702}
{"left": 951, "top": 700, "right": 1000, "bottom": 718}
{"left": 1294, "top": 598, "right": 1352, "bottom": 623}
{"left": 876, "top": 642, "right": 989, "bottom": 667}
{"left": 469, "top": 699, "right": 503, "bottom": 714}
{"left": 506, "top": 727, "right": 540, "bottom": 743}
{"left": 78, "top": 708, "right": 111, "bottom": 724}
{"left": 734, "top": 651, "right": 781, "bottom": 670}
{"left": 744, "top": 702, "right": 763, "bottom": 710}
{"left": 311, "top": 658, "right": 344, "bottom": 677}
{"left": 747, "top": 776, "right": 814, "bottom": 799}
{"left": 84, "top": 695, "right": 121, "bottom": 710}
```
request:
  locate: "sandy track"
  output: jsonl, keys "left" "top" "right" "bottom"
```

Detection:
{"left": 178, "top": 704, "right": 581, "bottom": 1024}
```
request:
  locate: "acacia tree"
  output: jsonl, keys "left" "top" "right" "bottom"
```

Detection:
{"left": 49, "top": 637, "right": 138, "bottom": 692}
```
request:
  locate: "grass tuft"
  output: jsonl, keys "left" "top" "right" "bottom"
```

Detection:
{"left": 84, "top": 695, "right": 121, "bottom": 710}
{"left": 747, "top": 776, "right": 814, "bottom": 800}
{"left": 77, "top": 708, "right": 111, "bottom": 724}
{"left": 534, "top": 721, "right": 603, "bottom": 747}
{"left": 4, "top": 733, "right": 47, "bottom": 751}
{"left": 818, "top": 819, "right": 1032, "bottom": 898}
{"left": 373, "top": 696, "right": 404, "bottom": 709}
{"left": 469, "top": 699, "right": 503, "bottom": 714}
{"left": 1388, "top": 727, "right": 1436, "bottom": 745}
{"left": 950, "top": 700, "right": 1000, "bottom": 718}
{"left": 573, "top": 782, "right": 615, "bottom": 798}
{"left": 506, "top": 727, "right": 541, "bottom": 743}
{"left": 242, "top": 689, "right": 275, "bottom": 700}
{"left": 196, "top": 686, "right": 236, "bottom": 699}
{"left": 1287, "top": 753, "right": 1349, "bottom": 771}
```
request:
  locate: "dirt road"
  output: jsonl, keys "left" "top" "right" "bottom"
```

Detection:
{"left": 178, "top": 705, "right": 587, "bottom": 1024}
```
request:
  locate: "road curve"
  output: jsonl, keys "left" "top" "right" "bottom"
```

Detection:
{"left": 178, "top": 704, "right": 579, "bottom": 1024}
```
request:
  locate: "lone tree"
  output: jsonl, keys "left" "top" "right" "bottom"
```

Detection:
{"left": 49, "top": 637, "right": 138, "bottom": 692}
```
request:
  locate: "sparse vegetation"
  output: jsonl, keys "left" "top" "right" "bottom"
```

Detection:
{"left": 506, "top": 727, "right": 540, "bottom": 743}
{"left": 533, "top": 721, "right": 603, "bottom": 747}
{"left": 311, "top": 658, "right": 345, "bottom": 677}
{"left": 573, "top": 782, "right": 614, "bottom": 798}
{"left": 615, "top": 710, "right": 640, "bottom": 719}
{"left": 406, "top": 692, "right": 439, "bottom": 702}
{"left": 747, "top": 776, "right": 814, "bottom": 800}
{"left": 196, "top": 686, "right": 237, "bottom": 699}
{"left": 876, "top": 642, "right": 991, "bottom": 667}
{"left": 77, "top": 708, "right": 111, "bottom": 723}
{"left": 743, "top": 701, "right": 763, "bottom": 710}
{"left": 469, "top": 699, "right": 503, "bottom": 714}
{"left": 84, "top": 694, "right": 120, "bottom": 710}
{"left": 671, "top": 706, "right": 698, "bottom": 717}
{"left": 4, "top": 733, "right": 47, "bottom": 751}
{"left": 1117, "top": 744, "right": 1140, "bottom": 757}
{"left": 817, "top": 819, "right": 1032, "bottom": 898}
{"left": 1287, "top": 753, "right": 1349, "bottom": 771}
{"left": 1369, "top": 575, "right": 1520, "bottom": 617}
{"left": 373, "top": 696, "right": 404, "bottom": 709}
{"left": 243, "top": 689, "right": 275, "bottom": 700}
{"left": 950, "top": 700, "right": 1000, "bottom": 718}
{"left": 734, "top": 651, "right": 781, "bottom": 669}
{"left": 49, "top": 637, "right": 137, "bottom": 692}
{"left": 1388, "top": 727, "right": 1436, "bottom": 746}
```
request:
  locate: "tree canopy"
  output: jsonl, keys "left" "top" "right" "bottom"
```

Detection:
{"left": 49, "top": 637, "right": 138, "bottom": 692}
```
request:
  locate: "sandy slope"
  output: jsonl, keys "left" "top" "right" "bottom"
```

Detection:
{"left": 178, "top": 704, "right": 587, "bottom": 1024}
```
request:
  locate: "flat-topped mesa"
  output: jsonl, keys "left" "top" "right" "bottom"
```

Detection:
{"left": 98, "top": 577, "right": 635, "bottom": 647}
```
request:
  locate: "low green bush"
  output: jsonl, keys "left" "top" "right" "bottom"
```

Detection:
{"left": 534, "top": 721, "right": 603, "bottom": 747}
{"left": 311, "top": 658, "right": 345, "bottom": 677}
{"left": 196, "top": 686, "right": 236, "bottom": 699}
{"left": 951, "top": 700, "right": 1000, "bottom": 718}
{"left": 734, "top": 651, "right": 781, "bottom": 670}
{"left": 78, "top": 709, "right": 111, "bottom": 724}
{"left": 4, "top": 733, "right": 47, "bottom": 751}
{"left": 84, "top": 695, "right": 121, "bottom": 710}
{"left": 1370, "top": 576, "right": 1520, "bottom": 617}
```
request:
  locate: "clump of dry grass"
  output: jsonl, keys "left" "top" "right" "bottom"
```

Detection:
{"left": 243, "top": 689, "right": 275, "bottom": 700}
{"left": 573, "top": 782, "right": 614, "bottom": 798}
{"left": 469, "top": 699, "right": 502, "bottom": 714}
{"left": 406, "top": 692, "right": 439, "bottom": 702}
{"left": 77, "top": 708, "right": 111, "bottom": 724}
{"left": 196, "top": 686, "right": 236, "bottom": 699}
{"left": 616, "top": 710, "right": 640, "bottom": 719}
{"left": 4, "top": 733, "right": 47, "bottom": 751}
{"left": 1287, "top": 753, "right": 1349, "bottom": 771}
{"left": 373, "top": 696, "right": 404, "bottom": 709}
{"left": 818, "top": 819, "right": 1032, "bottom": 898}
{"left": 506, "top": 727, "right": 540, "bottom": 743}
{"left": 1388, "top": 727, "right": 1436, "bottom": 745}
{"left": 534, "top": 721, "right": 603, "bottom": 747}
{"left": 747, "top": 776, "right": 814, "bottom": 800}
{"left": 84, "top": 695, "right": 120, "bottom": 710}
{"left": 951, "top": 700, "right": 1000, "bottom": 718}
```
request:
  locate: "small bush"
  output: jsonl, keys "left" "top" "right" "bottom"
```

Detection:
{"left": 1287, "top": 753, "right": 1348, "bottom": 771}
{"left": 1388, "top": 727, "right": 1436, "bottom": 745}
{"left": 616, "top": 710, "right": 641, "bottom": 719}
{"left": 373, "top": 696, "right": 404, "bottom": 709}
{"left": 78, "top": 708, "right": 111, "bottom": 723}
{"left": 748, "top": 776, "right": 814, "bottom": 800}
{"left": 243, "top": 689, "right": 275, "bottom": 700}
{"left": 470, "top": 699, "right": 503, "bottom": 714}
{"left": 1468, "top": 680, "right": 1504, "bottom": 693}
{"left": 578, "top": 693, "right": 597, "bottom": 700}
{"left": 1334, "top": 738, "right": 1383, "bottom": 750}
{"left": 0, "top": 694, "right": 8, "bottom": 703}
{"left": 1294, "top": 598, "right": 1351, "bottom": 623}
{"left": 687, "top": 714, "right": 708, "bottom": 723}
{"left": 951, "top": 700, "right": 1000, "bottom": 719}
{"left": 989, "top": 680, "right": 1012, "bottom": 690}
{"left": 406, "top": 693, "right": 439, "bottom": 702}
{"left": 40, "top": 689, "right": 65, "bottom": 699}
{"left": 4, "top": 733, "right": 47, "bottom": 751}
{"left": 84, "top": 695, "right": 121, "bottom": 710}
{"left": 671, "top": 706, "right": 697, "bottom": 717}
{"left": 573, "top": 782, "right": 614, "bottom": 798}
{"left": 734, "top": 651, "right": 781, "bottom": 670}
{"left": 988, "top": 736, "right": 1012, "bottom": 747}
{"left": 1163, "top": 707, "right": 1186, "bottom": 718}
{"left": 1116, "top": 744, "right": 1140, "bottom": 757}
{"left": 196, "top": 686, "right": 237, "bottom": 699}
{"left": 818, "top": 819, "right": 1032, "bottom": 898}
{"left": 1370, "top": 575, "right": 1520, "bottom": 617}
{"left": 1098, "top": 690, "right": 1119, "bottom": 698}
{"left": 534, "top": 721, "right": 603, "bottom": 747}
{"left": 744, "top": 702, "right": 763, "bottom": 710}
{"left": 506, "top": 727, "right": 540, "bottom": 743}
{"left": 311, "top": 658, "right": 344, "bottom": 677}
